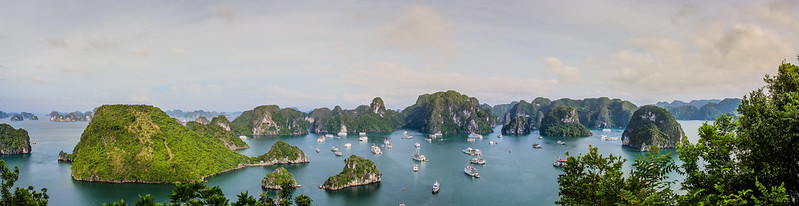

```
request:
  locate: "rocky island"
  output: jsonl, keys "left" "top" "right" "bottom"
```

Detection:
{"left": 402, "top": 90, "right": 496, "bottom": 134}
{"left": 502, "top": 97, "right": 636, "bottom": 135}
{"left": 622, "top": 105, "right": 685, "bottom": 151}
{"left": 308, "top": 97, "right": 404, "bottom": 133}
{"left": 210, "top": 115, "right": 232, "bottom": 131}
{"left": 0, "top": 123, "right": 32, "bottom": 154}
{"left": 50, "top": 111, "right": 93, "bottom": 122}
{"left": 249, "top": 140, "right": 309, "bottom": 165}
{"left": 319, "top": 155, "right": 381, "bottom": 190}
{"left": 261, "top": 167, "right": 299, "bottom": 190}
{"left": 539, "top": 106, "right": 592, "bottom": 137}
{"left": 231, "top": 105, "right": 308, "bottom": 136}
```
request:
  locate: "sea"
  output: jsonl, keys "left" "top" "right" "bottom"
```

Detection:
{"left": 0, "top": 119, "right": 705, "bottom": 205}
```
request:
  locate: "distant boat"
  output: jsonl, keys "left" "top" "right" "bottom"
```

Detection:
{"left": 600, "top": 135, "right": 608, "bottom": 140}
{"left": 538, "top": 136, "right": 543, "bottom": 139}
{"left": 467, "top": 138, "right": 476, "bottom": 142}
{"left": 557, "top": 140, "right": 565, "bottom": 145}
{"left": 335, "top": 151, "right": 343, "bottom": 156}
{"left": 359, "top": 136, "right": 368, "bottom": 142}
{"left": 371, "top": 145, "right": 382, "bottom": 154}
{"left": 464, "top": 166, "right": 480, "bottom": 178}
{"left": 315, "top": 148, "right": 320, "bottom": 153}
{"left": 317, "top": 136, "right": 326, "bottom": 143}
{"left": 434, "top": 132, "right": 443, "bottom": 137}
{"left": 239, "top": 135, "right": 247, "bottom": 139}
{"left": 432, "top": 180, "right": 440, "bottom": 193}
{"left": 497, "top": 134, "right": 503, "bottom": 138}
{"left": 428, "top": 134, "right": 436, "bottom": 138}
{"left": 605, "top": 136, "right": 618, "bottom": 141}
{"left": 359, "top": 132, "right": 367, "bottom": 136}
{"left": 337, "top": 132, "right": 347, "bottom": 136}
{"left": 602, "top": 128, "right": 611, "bottom": 133}
{"left": 489, "top": 140, "right": 496, "bottom": 145}
{"left": 413, "top": 164, "right": 419, "bottom": 172}
{"left": 463, "top": 147, "right": 482, "bottom": 156}
{"left": 532, "top": 143, "right": 542, "bottom": 149}
{"left": 425, "top": 138, "right": 432, "bottom": 143}
{"left": 553, "top": 158, "right": 567, "bottom": 167}
{"left": 412, "top": 149, "right": 427, "bottom": 162}
{"left": 384, "top": 137, "right": 390, "bottom": 144}
{"left": 325, "top": 134, "right": 334, "bottom": 138}
{"left": 331, "top": 146, "right": 339, "bottom": 152}
{"left": 469, "top": 157, "right": 486, "bottom": 165}
{"left": 344, "top": 143, "right": 352, "bottom": 148}
{"left": 415, "top": 142, "right": 421, "bottom": 148}
{"left": 468, "top": 133, "right": 482, "bottom": 139}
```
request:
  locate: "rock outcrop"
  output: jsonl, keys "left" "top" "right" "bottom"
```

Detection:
{"left": 0, "top": 124, "right": 31, "bottom": 154}
{"left": 210, "top": 115, "right": 232, "bottom": 132}
{"left": 308, "top": 97, "right": 403, "bottom": 133}
{"left": 10, "top": 114, "right": 23, "bottom": 121}
{"left": 231, "top": 105, "right": 308, "bottom": 136}
{"left": 195, "top": 116, "right": 210, "bottom": 125}
{"left": 502, "top": 97, "right": 637, "bottom": 135}
{"left": 58, "top": 150, "right": 73, "bottom": 162}
{"left": 319, "top": 155, "right": 381, "bottom": 190}
{"left": 402, "top": 90, "right": 496, "bottom": 134}
{"left": 622, "top": 105, "right": 685, "bottom": 151}
{"left": 249, "top": 140, "right": 309, "bottom": 165}
{"left": 50, "top": 111, "right": 92, "bottom": 122}
{"left": 539, "top": 106, "right": 592, "bottom": 137}
{"left": 261, "top": 167, "right": 300, "bottom": 190}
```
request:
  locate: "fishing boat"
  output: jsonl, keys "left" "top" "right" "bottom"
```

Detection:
{"left": 331, "top": 146, "right": 339, "bottom": 152}
{"left": 434, "top": 132, "right": 443, "bottom": 137}
{"left": 344, "top": 143, "right": 351, "bottom": 148}
{"left": 600, "top": 135, "right": 608, "bottom": 140}
{"left": 464, "top": 166, "right": 480, "bottom": 178}
{"left": 337, "top": 132, "right": 347, "bottom": 136}
{"left": 538, "top": 136, "right": 543, "bottom": 139}
{"left": 371, "top": 145, "right": 382, "bottom": 154}
{"left": 359, "top": 136, "right": 368, "bottom": 142}
{"left": 386, "top": 142, "right": 393, "bottom": 149}
{"left": 557, "top": 140, "right": 565, "bottom": 145}
{"left": 359, "top": 132, "right": 367, "bottom": 136}
{"left": 334, "top": 151, "right": 343, "bottom": 156}
{"left": 415, "top": 142, "right": 421, "bottom": 148}
{"left": 497, "top": 134, "right": 503, "bottom": 138}
{"left": 532, "top": 143, "right": 542, "bottom": 149}
{"left": 317, "top": 136, "right": 325, "bottom": 143}
{"left": 468, "top": 133, "right": 483, "bottom": 139}
{"left": 432, "top": 180, "right": 440, "bottom": 193}
{"left": 425, "top": 138, "right": 432, "bottom": 143}
{"left": 605, "top": 136, "right": 618, "bottom": 141}
{"left": 403, "top": 131, "right": 413, "bottom": 139}
{"left": 413, "top": 164, "right": 419, "bottom": 172}
{"left": 489, "top": 140, "right": 496, "bottom": 145}
{"left": 469, "top": 157, "right": 486, "bottom": 165}
{"left": 553, "top": 158, "right": 567, "bottom": 167}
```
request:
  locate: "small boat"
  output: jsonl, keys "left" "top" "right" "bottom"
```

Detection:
{"left": 462, "top": 147, "right": 482, "bottom": 156}
{"left": 469, "top": 157, "right": 486, "bottom": 165}
{"left": 425, "top": 138, "right": 432, "bottom": 143}
{"left": 602, "top": 128, "right": 611, "bottom": 133}
{"left": 467, "top": 137, "right": 476, "bottom": 142}
{"left": 434, "top": 132, "right": 443, "bottom": 137}
{"left": 325, "top": 134, "right": 334, "bottom": 138}
{"left": 415, "top": 142, "right": 421, "bottom": 148}
{"left": 359, "top": 132, "right": 367, "bottom": 136}
{"left": 432, "top": 180, "right": 440, "bottom": 193}
{"left": 538, "top": 136, "right": 543, "bottom": 139}
{"left": 489, "top": 140, "right": 496, "bottom": 145}
{"left": 344, "top": 143, "right": 352, "bottom": 148}
{"left": 468, "top": 133, "right": 482, "bottom": 139}
{"left": 359, "top": 136, "right": 368, "bottom": 142}
{"left": 413, "top": 164, "right": 419, "bottom": 172}
{"left": 532, "top": 143, "right": 542, "bottom": 149}
{"left": 331, "top": 146, "right": 339, "bottom": 152}
{"left": 334, "top": 151, "right": 343, "bottom": 156}
{"left": 337, "top": 132, "right": 347, "bottom": 136}
{"left": 428, "top": 134, "right": 436, "bottom": 138}
{"left": 386, "top": 142, "right": 393, "bottom": 149}
{"left": 315, "top": 148, "right": 320, "bottom": 153}
{"left": 497, "top": 134, "right": 503, "bottom": 138}
{"left": 553, "top": 158, "right": 567, "bottom": 167}
{"left": 371, "top": 145, "right": 382, "bottom": 154}
{"left": 317, "top": 136, "right": 326, "bottom": 143}
{"left": 239, "top": 135, "right": 247, "bottom": 139}
{"left": 557, "top": 140, "right": 565, "bottom": 145}
{"left": 600, "top": 135, "right": 608, "bottom": 140}
{"left": 464, "top": 166, "right": 480, "bottom": 178}
{"left": 412, "top": 153, "right": 427, "bottom": 162}
{"left": 605, "top": 136, "right": 618, "bottom": 141}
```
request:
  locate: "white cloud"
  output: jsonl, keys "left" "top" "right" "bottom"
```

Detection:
{"left": 132, "top": 48, "right": 150, "bottom": 56}
{"left": 216, "top": 6, "right": 236, "bottom": 22}
{"left": 543, "top": 57, "right": 581, "bottom": 83}
{"left": 379, "top": 5, "right": 453, "bottom": 54}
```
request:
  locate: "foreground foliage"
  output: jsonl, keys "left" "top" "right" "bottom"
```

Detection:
{"left": 0, "top": 160, "right": 49, "bottom": 206}
{"left": 103, "top": 181, "right": 312, "bottom": 206}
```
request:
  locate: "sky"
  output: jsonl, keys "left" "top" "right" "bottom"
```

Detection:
{"left": 1, "top": 0, "right": 798, "bottom": 114}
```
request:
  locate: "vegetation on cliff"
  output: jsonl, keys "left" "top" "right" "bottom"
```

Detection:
{"left": 231, "top": 105, "right": 308, "bottom": 136}
{"left": 0, "top": 123, "right": 31, "bottom": 154}
{"left": 186, "top": 121, "right": 249, "bottom": 150}
{"left": 402, "top": 90, "right": 496, "bottom": 134}
{"left": 69, "top": 104, "right": 250, "bottom": 183}
{"left": 655, "top": 98, "right": 741, "bottom": 120}
{"left": 210, "top": 115, "right": 232, "bottom": 131}
{"left": 539, "top": 106, "right": 592, "bottom": 137}
{"left": 502, "top": 97, "right": 636, "bottom": 135}
{"left": 308, "top": 97, "right": 404, "bottom": 133}
{"left": 50, "top": 111, "right": 93, "bottom": 122}
{"left": 320, "top": 155, "right": 381, "bottom": 190}
{"left": 261, "top": 167, "right": 298, "bottom": 190}
{"left": 250, "top": 140, "right": 308, "bottom": 164}
{"left": 621, "top": 105, "right": 685, "bottom": 151}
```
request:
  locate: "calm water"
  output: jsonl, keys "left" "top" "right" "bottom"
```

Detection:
{"left": 0, "top": 119, "right": 705, "bottom": 205}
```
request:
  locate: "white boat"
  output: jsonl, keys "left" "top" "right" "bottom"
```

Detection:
{"left": 462, "top": 147, "right": 482, "bottom": 156}
{"left": 468, "top": 133, "right": 482, "bottom": 139}
{"left": 412, "top": 149, "right": 427, "bottom": 162}
{"left": 602, "top": 128, "right": 611, "bottom": 133}
{"left": 429, "top": 134, "right": 436, "bottom": 138}
{"left": 239, "top": 135, "right": 247, "bottom": 139}
{"left": 553, "top": 158, "right": 567, "bottom": 167}
{"left": 344, "top": 143, "right": 351, "bottom": 148}
{"left": 538, "top": 136, "right": 543, "bottom": 139}
{"left": 469, "top": 157, "right": 486, "bottom": 165}
{"left": 317, "top": 136, "right": 326, "bottom": 143}
{"left": 467, "top": 137, "right": 476, "bottom": 142}
{"left": 315, "top": 148, "right": 320, "bottom": 153}
{"left": 359, "top": 136, "right": 368, "bottom": 142}
{"left": 337, "top": 132, "right": 347, "bottom": 136}
{"left": 415, "top": 142, "right": 421, "bottom": 148}
{"left": 325, "top": 134, "right": 334, "bottom": 138}
{"left": 384, "top": 137, "right": 390, "bottom": 145}
{"left": 359, "top": 132, "right": 367, "bottom": 136}
{"left": 371, "top": 145, "right": 382, "bottom": 154}
{"left": 532, "top": 143, "right": 542, "bottom": 149}
{"left": 335, "top": 151, "right": 343, "bottom": 156}
{"left": 432, "top": 180, "right": 440, "bottom": 193}
{"left": 464, "top": 166, "right": 480, "bottom": 178}
{"left": 605, "top": 136, "right": 618, "bottom": 141}
{"left": 600, "top": 135, "right": 608, "bottom": 140}
{"left": 434, "top": 132, "right": 443, "bottom": 137}
{"left": 425, "top": 138, "right": 432, "bottom": 143}
{"left": 557, "top": 140, "right": 565, "bottom": 145}
{"left": 331, "top": 146, "right": 339, "bottom": 152}
{"left": 386, "top": 143, "right": 393, "bottom": 149}
{"left": 489, "top": 140, "right": 496, "bottom": 145}
{"left": 413, "top": 164, "right": 419, "bottom": 172}
{"left": 497, "top": 134, "right": 503, "bottom": 138}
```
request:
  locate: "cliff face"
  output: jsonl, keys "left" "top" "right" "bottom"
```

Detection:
{"left": 501, "top": 97, "right": 637, "bottom": 135}
{"left": 622, "top": 105, "right": 685, "bottom": 151}
{"left": 195, "top": 116, "right": 210, "bottom": 125}
{"left": 50, "top": 111, "right": 92, "bottom": 122}
{"left": 402, "top": 90, "right": 497, "bottom": 134}
{"left": 231, "top": 105, "right": 308, "bottom": 136}
{"left": 308, "top": 97, "right": 404, "bottom": 133}
{"left": 0, "top": 124, "right": 31, "bottom": 154}
{"left": 319, "top": 155, "right": 381, "bottom": 190}
{"left": 210, "top": 115, "right": 232, "bottom": 132}
{"left": 10, "top": 114, "right": 23, "bottom": 121}
{"left": 539, "top": 106, "right": 592, "bottom": 137}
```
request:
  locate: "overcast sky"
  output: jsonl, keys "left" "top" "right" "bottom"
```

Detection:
{"left": 2, "top": 0, "right": 798, "bottom": 114}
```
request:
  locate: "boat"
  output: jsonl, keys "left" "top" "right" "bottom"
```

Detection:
{"left": 532, "top": 143, "right": 542, "bottom": 149}
{"left": 600, "top": 135, "right": 608, "bottom": 140}
{"left": 359, "top": 132, "right": 367, "bottom": 136}
{"left": 315, "top": 148, "right": 320, "bottom": 153}
{"left": 489, "top": 140, "right": 496, "bottom": 145}
{"left": 384, "top": 137, "right": 390, "bottom": 144}
{"left": 331, "top": 146, "right": 339, "bottom": 152}
{"left": 605, "top": 136, "right": 618, "bottom": 141}
{"left": 425, "top": 138, "right": 432, "bottom": 143}
{"left": 538, "top": 136, "right": 543, "bottom": 139}
{"left": 325, "top": 134, "right": 334, "bottom": 138}
{"left": 557, "top": 140, "right": 565, "bottom": 145}
{"left": 467, "top": 137, "right": 476, "bottom": 142}
{"left": 428, "top": 134, "right": 436, "bottom": 138}
{"left": 359, "top": 136, "right": 368, "bottom": 142}
{"left": 239, "top": 135, "right": 247, "bottom": 139}
{"left": 334, "top": 151, "right": 343, "bottom": 156}
{"left": 415, "top": 142, "right": 421, "bottom": 148}
{"left": 413, "top": 164, "right": 419, "bottom": 172}
{"left": 337, "top": 132, "right": 347, "bottom": 136}
{"left": 344, "top": 143, "right": 352, "bottom": 148}
{"left": 432, "top": 180, "right": 440, "bottom": 193}
{"left": 371, "top": 145, "right": 382, "bottom": 154}
{"left": 317, "top": 136, "right": 326, "bottom": 143}
{"left": 497, "top": 134, "right": 503, "bottom": 138}
{"left": 602, "top": 128, "right": 611, "bottom": 133}
{"left": 469, "top": 157, "right": 486, "bottom": 165}
{"left": 464, "top": 166, "right": 480, "bottom": 178}
{"left": 468, "top": 133, "right": 483, "bottom": 139}
{"left": 412, "top": 149, "right": 427, "bottom": 162}
{"left": 553, "top": 158, "right": 567, "bottom": 167}
{"left": 463, "top": 147, "right": 482, "bottom": 156}
{"left": 434, "top": 132, "right": 443, "bottom": 137}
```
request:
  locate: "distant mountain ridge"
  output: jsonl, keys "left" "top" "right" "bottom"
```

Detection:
{"left": 655, "top": 98, "right": 741, "bottom": 120}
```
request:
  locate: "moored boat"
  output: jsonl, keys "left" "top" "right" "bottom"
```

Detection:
{"left": 553, "top": 158, "right": 567, "bottom": 167}
{"left": 464, "top": 166, "right": 480, "bottom": 178}
{"left": 532, "top": 143, "right": 542, "bottom": 149}
{"left": 344, "top": 143, "right": 351, "bottom": 148}
{"left": 359, "top": 136, "right": 368, "bottom": 142}
{"left": 415, "top": 142, "right": 421, "bottom": 148}
{"left": 467, "top": 137, "right": 476, "bottom": 142}
{"left": 317, "top": 136, "right": 326, "bottom": 143}
{"left": 432, "top": 180, "right": 440, "bottom": 193}
{"left": 325, "top": 134, "right": 334, "bottom": 138}
{"left": 602, "top": 128, "right": 611, "bottom": 133}
{"left": 334, "top": 151, "right": 343, "bottom": 156}
{"left": 413, "top": 164, "right": 419, "bottom": 172}
{"left": 371, "top": 145, "right": 382, "bottom": 154}
{"left": 469, "top": 157, "right": 486, "bottom": 165}
{"left": 315, "top": 148, "right": 320, "bottom": 153}
{"left": 337, "top": 132, "right": 347, "bottom": 136}
{"left": 462, "top": 147, "right": 482, "bottom": 156}
{"left": 331, "top": 146, "right": 339, "bottom": 152}
{"left": 557, "top": 140, "right": 565, "bottom": 145}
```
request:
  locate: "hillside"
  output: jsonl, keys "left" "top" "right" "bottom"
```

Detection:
{"left": 230, "top": 105, "right": 309, "bottom": 136}
{"left": 186, "top": 121, "right": 249, "bottom": 150}
{"left": 655, "top": 98, "right": 741, "bottom": 120}
{"left": 621, "top": 105, "right": 685, "bottom": 151}
{"left": 539, "top": 106, "right": 592, "bottom": 137}
{"left": 402, "top": 90, "right": 497, "bottom": 134}
{"left": 308, "top": 97, "right": 404, "bottom": 133}
{"left": 502, "top": 97, "right": 636, "bottom": 135}
{"left": 0, "top": 123, "right": 32, "bottom": 154}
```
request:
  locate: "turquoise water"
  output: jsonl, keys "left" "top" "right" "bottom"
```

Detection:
{"left": 0, "top": 119, "right": 704, "bottom": 205}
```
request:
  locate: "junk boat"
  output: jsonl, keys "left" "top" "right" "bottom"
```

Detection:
{"left": 317, "top": 136, "right": 325, "bottom": 143}
{"left": 415, "top": 142, "right": 421, "bottom": 148}
{"left": 412, "top": 149, "right": 427, "bottom": 162}
{"left": 413, "top": 164, "right": 419, "bottom": 172}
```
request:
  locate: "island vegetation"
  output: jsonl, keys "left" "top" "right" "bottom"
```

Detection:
{"left": 621, "top": 105, "right": 685, "bottom": 151}
{"left": 319, "top": 155, "right": 381, "bottom": 190}
{"left": 103, "top": 181, "right": 312, "bottom": 206}
{"left": 0, "top": 123, "right": 32, "bottom": 154}
{"left": 0, "top": 160, "right": 49, "bottom": 205}
{"left": 231, "top": 105, "right": 308, "bottom": 136}
{"left": 186, "top": 120, "right": 249, "bottom": 150}
{"left": 539, "top": 106, "right": 592, "bottom": 137}
{"left": 502, "top": 97, "right": 636, "bottom": 135}
{"left": 655, "top": 98, "right": 741, "bottom": 120}
{"left": 402, "top": 90, "right": 496, "bottom": 134}
{"left": 210, "top": 115, "right": 233, "bottom": 131}
{"left": 250, "top": 140, "right": 309, "bottom": 165}
{"left": 261, "top": 167, "right": 299, "bottom": 190}
{"left": 308, "top": 97, "right": 404, "bottom": 133}
{"left": 49, "top": 111, "right": 92, "bottom": 122}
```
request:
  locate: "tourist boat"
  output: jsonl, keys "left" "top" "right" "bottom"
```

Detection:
{"left": 497, "top": 134, "right": 503, "bottom": 138}
{"left": 384, "top": 137, "right": 390, "bottom": 144}
{"left": 386, "top": 142, "right": 393, "bottom": 149}
{"left": 334, "top": 151, "right": 343, "bottom": 156}
{"left": 489, "top": 140, "right": 496, "bottom": 145}
{"left": 325, "top": 134, "right": 334, "bottom": 138}
{"left": 425, "top": 138, "right": 432, "bottom": 143}
{"left": 413, "top": 164, "right": 419, "bottom": 172}
{"left": 337, "top": 132, "right": 347, "bottom": 136}
{"left": 463, "top": 147, "right": 482, "bottom": 156}
{"left": 317, "top": 136, "right": 325, "bottom": 143}
{"left": 600, "top": 135, "right": 608, "bottom": 140}
{"left": 428, "top": 134, "right": 436, "bottom": 138}
{"left": 538, "top": 136, "right": 543, "bottom": 139}
{"left": 602, "top": 128, "right": 611, "bottom": 133}
{"left": 468, "top": 133, "right": 483, "bottom": 139}
{"left": 467, "top": 137, "right": 476, "bottom": 142}
{"left": 469, "top": 157, "right": 486, "bottom": 165}
{"left": 315, "top": 148, "right": 320, "bottom": 153}
{"left": 557, "top": 140, "right": 565, "bottom": 145}
{"left": 344, "top": 143, "right": 352, "bottom": 148}
{"left": 359, "top": 136, "right": 368, "bottom": 142}
{"left": 464, "top": 166, "right": 480, "bottom": 178}
{"left": 412, "top": 149, "right": 428, "bottom": 162}
{"left": 432, "top": 180, "right": 440, "bottom": 193}
{"left": 553, "top": 158, "right": 567, "bottom": 167}
{"left": 331, "top": 146, "right": 339, "bottom": 152}
{"left": 532, "top": 143, "right": 542, "bottom": 149}
{"left": 415, "top": 142, "right": 421, "bottom": 148}
{"left": 371, "top": 145, "right": 382, "bottom": 154}
{"left": 605, "top": 136, "right": 618, "bottom": 141}
{"left": 359, "top": 132, "right": 367, "bottom": 136}
{"left": 239, "top": 135, "right": 247, "bottom": 139}
{"left": 434, "top": 132, "right": 443, "bottom": 137}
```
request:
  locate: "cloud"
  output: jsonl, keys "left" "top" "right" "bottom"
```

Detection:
{"left": 132, "top": 48, "right": 150, "bottom": 56}
{"left": 543, "top": 57, "right": 581, "bottom": 83}
{"left": 128, "top": 90, "right": 151, "bottom": 103}
{"left": 47, "top": 38, "right": 68, "bottom": 48}
{"left": 170, "top": 48, "right": 186, "bottom": 55}
{"left": 60, "top": 68, "right": 91, "bottom": 75}
{"left": 83, "top": 37, "right": 118, "bottom": 50}
{"left": 31, "top": 76, "right": 46, "bottom": 84}
{"left": 379, "top": 5, "right": 453, "bottom": 54}
{"left": 216, "top": 6, "right": 236, "bottom": 22}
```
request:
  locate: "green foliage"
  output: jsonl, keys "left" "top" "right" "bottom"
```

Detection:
{"left": 293, "top": 194, "right": 311, "bottom": 206}
{"left": 322, "top": 155, "right": 381, "bottom": 189}
{"left": 134, "top": 194, "right": 162, "bottom": 206}
{"left": 539, "top": 106, "right": 592, "bottom": 137}
{"left": 402, "top": 90, "right": 497, "bottom": 134}
{"left": 104, "top": 182, "right": 311, "bottom": 206}
{"left": 0, "top": 124, "right": 31, "bottom": 153}
{"left": 261, "top": 167, "right": 296, "bottom": 190}
{"left": 621, "top": 105, "right": 685, "bottom": 150}
{"left": 70, "top": 105, "right": 250, "bottom": 183}
{"left": 503, "top": 97, "right": 637, "bottom": 134}
{"left": 186, "top": 121, "right": 249, "bottom": 150}
{"left": 0, "top": 160, "right": 49, "bottom": 206}
{"left": 656, "top": 98, "right": 741, "bottom": 120}
{"left": 250, "top": 140, "right": 305, "bottom": 163}
{"left": 309, "top": 97, "right": 405, "bottom": 133}
{"left": 231, "top": 106, "right": 308, "bottom": 136}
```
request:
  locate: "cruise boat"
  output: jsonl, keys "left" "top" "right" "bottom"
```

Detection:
{"left": 602, "top": 128, "right": 611, "bottom": 133}
{"left": 334, "top": 151, "right": 343, "bottom": 156}
{"left": 538, "top": 136, "right": 543, "bottom": 139}
{"left": 344, "top": 143, "right": 351, "bottom": 148}
{"left": 412, "top": 149, "right": 428, "bottom": 162}
{"left": 532, "top": 143, "right": 542, "bottom": 149}
{"left": 489, "top": 140, "right": 496, "bottom": 145}
{"left": 325, "top": 134, "right": 334, "bottom": 138}
{"left": 429, "top": 134, "right": 436, "bottom": 138}
{"left": 557, "top": 140, "right": 565, "bottom": 145}
{"left": 468, "top": 133, "right": 483, "bottom": 139}
{"left": 413, "top": 164, "right": 419, "bottom": 172}
{"left": 331, "top": 146, "right": 339, "bottom": 152}
{"left": 432, "top": 180, "right": 440, "bottom": 193}
{"left": 434, "top": 132, "right": 443, "bottom": 137}
{"left": 497, "top": 134, "right": 503, "bottom": 138}
{"left": 317, "top": 136, "right": 325, "bottom": 143}
{"left": 386, "top": 142, "right": 393, "bottom": 149}
{"left": 403, "top": 131, "right": 413, "bottom": 139}
{"left": 462, "top": 147, "right": 482, "bottom": 156}
{"left": 467, "top": 137, "right": 476, "bottom": 142}
{"left": 600, "top": 135, "right": 608, "bottom": 140}
{"left": 384, "top": 137, "right": 390, "bottom": 144}
{"left": 337, "top": 132, "right": 347, "bottom": 136}
{"left": 464, "top": 166, "right": 480, "bottom": 178}
{"left": 359, "top": 132, "right": 367, "bottom": 136}
{"left": 415, "top": 142, "right": 421, "bottom": 148}
{"left": 425, "top": 138, "right": 432, "bottom": 143}
{"left": 469, "top": 157, "right": 486, "bottom": 165}
{"left": 553, "top": 158, "right": 567, "bottom": 167}
{"left": 371, "top": 145, "right": 382, "bottom": 154}
{"left": 359, "top": 136, "right": 368, "bottom": 142}
{"left": 605, "top": 136, "right": 618, "bottom": 141}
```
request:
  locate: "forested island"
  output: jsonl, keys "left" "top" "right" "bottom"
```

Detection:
{"left": 49, "top": 111, "right": 92, "bottom": 122}
{"left": 308, "top": 97, "right": 404, "bottom": 133}
{"left": 231, "top": 105, "right": 309, "bottom": 136}
{"left": 0, "top": 123, "right": 32, "bottom": 154}
{"left": 538, "top": 106, "right": 592, "bottom": 137}
{"left": 402, "top": 90, "right": 497, "bottom": 134}
{"left": 501, "top": 97, "right": 636, "bottom": 135}
{"left": 621, "top": 105, "right": 685, "bottom": 151}
{"left": 655, "top": 98, "right": 741, "bottom": 120}
{"left": 319, "top": 155, "right": 381, "bottom": 190}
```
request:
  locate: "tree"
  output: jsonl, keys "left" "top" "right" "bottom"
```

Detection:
{"left": 134, "top": 194, "right": 162, "bottom": 206}
{"left": 293, "top": 194, "right": 312, "bottom": 206}
{"left": 0, "top": 160, "right": 49, "bottom": 206}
